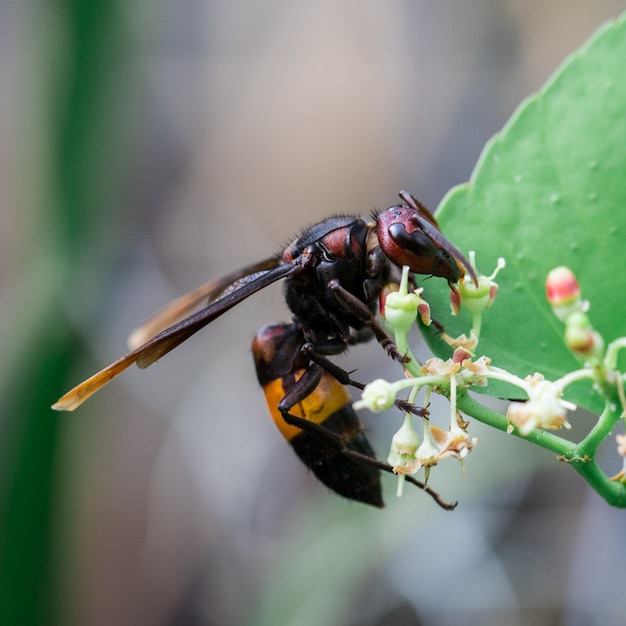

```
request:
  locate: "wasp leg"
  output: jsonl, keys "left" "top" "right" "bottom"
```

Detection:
{"left": 277, "top": 363, "right": 347, "bottom": 450}
{"left": 338, "top": 448, "right": 458, "bottom": 511}
{"left": 277, "top": 362, "right": 453, "bottom": 510}
{"left": 327, "top": 279, "right": 408, "bottom": 364}
{"left": 281, "top": 403, "right": 454, "bottom": 509}
{"left": 347, "top": 326, "right": 374, "bottom": 346}
{"left": 301, "top": 342, "right": 427, "bottom": 419}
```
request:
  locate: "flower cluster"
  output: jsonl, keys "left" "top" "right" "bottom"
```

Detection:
{"left": 386, "top": 412, "right": 477, "bottom": 482}
{"left": 355, "top": 255, "right": 505, "bottom": 492}
{"left": 355, "top": 256, "right": 626, "bottom": 507}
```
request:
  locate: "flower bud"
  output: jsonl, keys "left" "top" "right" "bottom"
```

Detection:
{"left": 564, "top": 311, "right": 604, "bottom": 360}
{"left": 387, "top": 415, "right": 423, "bottom": 480}
{"left": 546, "top": 266, "right": 585, "bottom": 321}
{"left": 384, "top": 287, "right": 425, "bottom": 332}
{"left": 452, "top": 254, "right": 504, "bottom": 319}
{"left": 391, "top": 424, "right": 419, "bottom": 456}
{"left": 353, "top": 379, "right": 397, "bottom": 413}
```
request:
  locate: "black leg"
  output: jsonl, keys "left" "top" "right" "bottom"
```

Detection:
{"left": 338, "top": 447, "right": 457, "bottom": 511}
{"left": 277, "top": 363, "right": 349, "bottom": 450}
{"left": 276, "top": 361, "right": 453, "bottom": 509}
{"left": 327, "top": 279, "right": 409, "bottom": 364}
{"left": 301, "top": 342, "right": 427, "bottom": 419}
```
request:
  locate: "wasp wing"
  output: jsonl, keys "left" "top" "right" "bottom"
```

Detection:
{"left": 128, "top": 256, "right": 281, "bottom": 348}
{"left": 52, "top": 260, "right": 301, "bottom": 412}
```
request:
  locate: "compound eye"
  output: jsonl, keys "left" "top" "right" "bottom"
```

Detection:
{"left": 388, "top": 222, "right": 436, "bottom": 258}
{"left": 375, "top": 195, "right": 477, "bottom": 286}
{"left": 376, "top": 207, "right": 463, "bottom": 281}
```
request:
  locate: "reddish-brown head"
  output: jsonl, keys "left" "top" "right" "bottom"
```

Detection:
{"left": 374, "top": 192, "right": 477, "bottom": 286}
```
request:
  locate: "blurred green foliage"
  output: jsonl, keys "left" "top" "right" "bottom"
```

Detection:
{"left": 0, "top": 2, "right": 145, "bottom": 623}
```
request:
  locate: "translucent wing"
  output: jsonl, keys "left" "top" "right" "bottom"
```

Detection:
{"left": 128, "top": 256, "right": 281, "bottom": 348}
{"left": 52, "top": 259, "right": 301, "bottom": 411}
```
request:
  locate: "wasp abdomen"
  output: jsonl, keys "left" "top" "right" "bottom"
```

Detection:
{"left": 252, "top": 322, "right": 383, "bottom": 507}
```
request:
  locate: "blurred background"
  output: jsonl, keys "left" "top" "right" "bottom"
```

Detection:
{"left": 1, "top": 1, "right": 624, "bottom": 625}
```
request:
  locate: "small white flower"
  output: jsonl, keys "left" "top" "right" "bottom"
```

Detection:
{"left": 453, "top": 254, "right": 505, "bottom": 316}
{"left": 507, "top": 374, "right": 576, "bottom": 435}
{"left": 388, "top": 415, "right": 420, "bottom": 470}
{"left": 353, "top": 379, "right": 397, "bottom": 413}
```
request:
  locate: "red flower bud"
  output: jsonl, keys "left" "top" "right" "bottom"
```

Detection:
{"left": 546, "top": 266, "right": 580, "bottom": 306}
{"left": 546, "top": 267, "right": 585, "bottom": 322}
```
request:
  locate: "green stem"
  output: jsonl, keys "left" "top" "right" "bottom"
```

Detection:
{"left": 457, "top": 390, "right": 574, "bottom": 457}
{"left": 566, "top": 457, "right": 626, "bottom": 507}
{"left": 457, "top": 390, "right": 626, "bottom": 507}
{"left": 553, "top": 367, "right": 595, "bottom": 394}
{"left": 605, "top": 337, "right": 626, "bottom": 370}
{"left": 471, "top": 310, "right": 482, "bottom": 341}
{"left": 394, "top": 331, "right": 415, "bottom": 367}
{"left": 576, "top": 397, "right": 622, "bottom": 457}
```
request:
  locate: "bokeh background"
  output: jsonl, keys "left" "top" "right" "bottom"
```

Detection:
{"left": 1, "top": 2, "right": 624, "bottom": 625}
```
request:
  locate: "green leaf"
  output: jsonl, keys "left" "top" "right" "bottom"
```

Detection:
{"left": 421, "top": 13, "right": 626, "bottom": 413}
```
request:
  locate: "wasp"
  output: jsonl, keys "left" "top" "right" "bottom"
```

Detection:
{"left": 53, "top": 191, "right": 476, "bottom": 508}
